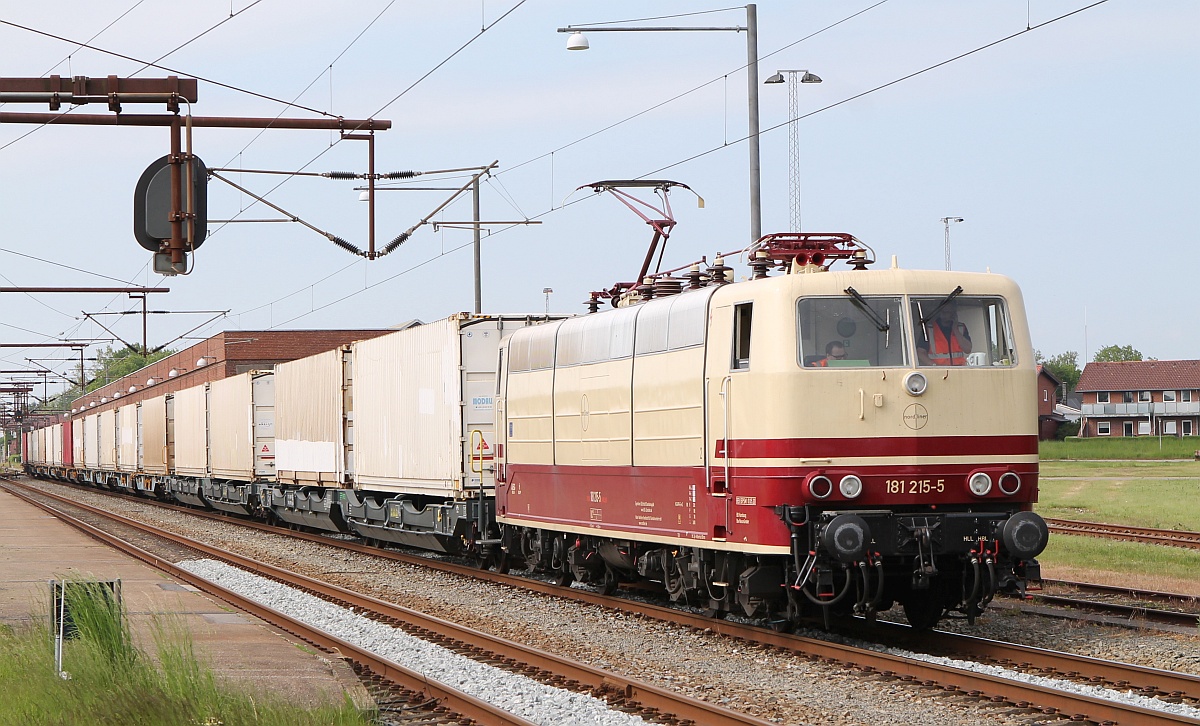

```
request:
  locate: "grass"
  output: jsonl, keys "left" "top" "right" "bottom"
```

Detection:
{"left": 1040, "top": 460, "right": 1200, "bottom": 478}
{"left": 0, "top": 580, "right": 372, "bottom": 726}
{"left": 1037, "top": 477, "right": 1200, "bottom": 530}
{"left": 1032, "top": 459, "right": 1200, "bottom": 589}
{"left": 1040, "top": 436, "right": 1200, "bottom": 460}
{"left": 1035, "top": 533, "right": 1200, "bottom": 585}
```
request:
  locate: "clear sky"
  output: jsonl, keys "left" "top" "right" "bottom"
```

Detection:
{"left": 1, "top": 1, "right": 1197, "bottom": 399}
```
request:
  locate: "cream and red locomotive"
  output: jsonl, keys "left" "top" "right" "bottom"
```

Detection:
{"left": 22, "top": 228, "right": 1047, "bottom": 630}
{"left": 494, "top": 232, "right": 1048, "bottom": 628}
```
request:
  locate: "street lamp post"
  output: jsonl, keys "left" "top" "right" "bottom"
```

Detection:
{"left": 764, "top": 70, "right": 822, "bottom": 232}
{"left": 542, "top": 288, "right": 553, "bottom": 315}
{"left": 940, "top": 216, "right": 964, "bottom": 271}
{"left": 558, "top": 4, "right": 765, "bottom": 245}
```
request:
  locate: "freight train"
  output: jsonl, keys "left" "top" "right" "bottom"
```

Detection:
{"left": 22, "top": 232, "right": 1048, "bottom": 630}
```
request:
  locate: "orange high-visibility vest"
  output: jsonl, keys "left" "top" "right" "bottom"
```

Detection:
{"left": 927, "top": 324, "right": 966, "bottom": 366}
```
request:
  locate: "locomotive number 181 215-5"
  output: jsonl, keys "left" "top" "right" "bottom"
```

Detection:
{"left": 885, "top": 479, "right": 945, "bottom": 494}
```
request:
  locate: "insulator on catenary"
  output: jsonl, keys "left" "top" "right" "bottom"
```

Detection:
{"left": 328, "top": 235, "right": 365, "bottom": 256}
{"left": 324, "top": 171, "right": 358, "bottom": 180}
{"left": 380, "top": 231, "right": 410, "bottom": 256}
{"left": 381, "top": 171, "right": 419, "bottom": 179}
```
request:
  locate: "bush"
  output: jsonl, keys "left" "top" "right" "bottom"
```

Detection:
{"left": 1054, "top": 421, "right": 1080, "bottom": 440}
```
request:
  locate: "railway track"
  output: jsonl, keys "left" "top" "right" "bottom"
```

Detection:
{"left": 1047, "top": 518, "right": 1200, "bottom": 550}
{"left": 1022, "top": 580, "right": 1200, "bottom": 629}
{"left": 0, "top": 477, "right": 774, "bottom": 726}
{"left": 9, "top": 476, "right": 1200, "bottom": 725}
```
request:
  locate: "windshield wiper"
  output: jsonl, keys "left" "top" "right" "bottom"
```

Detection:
{"left": 844, "top": 287, "right": 889, "bottom": 332}
{"left": 920, "top": 286, "right": 964, "bottom": 324}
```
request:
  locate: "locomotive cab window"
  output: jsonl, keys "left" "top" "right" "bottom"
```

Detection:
{"left": 797, "top": 295, "right": 906, "bottom": 368}
{"left": 911, "top": 295, "right": 1015, "bottom": 367}
{"left": 731, "top": 302, "right": 753, "bottom": 370}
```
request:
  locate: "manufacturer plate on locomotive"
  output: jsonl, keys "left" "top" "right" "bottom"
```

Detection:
{"left": 734, "top": 496, "right": 757, "bottom": 506}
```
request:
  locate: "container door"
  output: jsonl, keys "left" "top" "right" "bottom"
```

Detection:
{"left": 113, "top": 408, "right": 121, "bottom": 470}
{"left": 252, "top": 373, "right": 276, "bottom": 478}
{"left": 462, "top": 323, "right": 500, "bottom": 494}
{"left": 204, "top": 385, "right": 212, "bottom": 476}
{"left": 165, "top": 396, "right": 175, "bottom": 474}
{"left": 342, "top": 350, "right": 354, "bottom": 482}
{"left": 137, "top": 404, "right": 144, "bottom": 470}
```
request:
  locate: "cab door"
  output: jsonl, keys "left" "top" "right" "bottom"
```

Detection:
{"left": 705, "top": 300, "right": 753, "bottom": 542}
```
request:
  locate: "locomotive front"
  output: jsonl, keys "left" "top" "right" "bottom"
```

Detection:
{"left": 736, "top": 246, "right": 1049, "bottom": 628}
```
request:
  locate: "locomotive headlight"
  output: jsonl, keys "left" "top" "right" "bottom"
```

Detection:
{"left": 968, "top": 472, "right": 993, "bottom": 496}
{"left": 998, "top": 472, "right": 1021, "bottom": 496}
{"left": 808, "top": 475, "right": 833, "bottom": 499}
{"left": 839, "top": 475, "right": 863, "bottom": 499}
{"left": 903, "top": 371, "right": 928, "bottom": 396}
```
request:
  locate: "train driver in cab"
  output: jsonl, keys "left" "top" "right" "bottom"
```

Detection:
{"left": 812, "top": 341, "right": 847, "bottom": 366}
{"left": 917, "top": 302, "right": 972, "bottom": 365}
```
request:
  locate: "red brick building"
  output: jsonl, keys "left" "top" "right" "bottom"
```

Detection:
{"left": 1077, "top": 360, "right": 1200, "bottom": 437}
{"left": 1036, "top": 365, "right": 1065, "bottom": 440}
{"left": 71, "top": 329, "right": 391, "bottom": 416}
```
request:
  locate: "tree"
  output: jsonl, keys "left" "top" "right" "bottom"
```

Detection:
{"left": 1093, "top": 344, "right": 1143, "bottom": 363}
{"left": 1034, "top": 350, "right": 1081, "bottom": 400}
{"left": 84, "top": 346, "right": 176, "bottom": 393}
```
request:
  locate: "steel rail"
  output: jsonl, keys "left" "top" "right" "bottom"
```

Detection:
{"left": 2, "top": 479, "right": 773, "bottom": 726}
{"left": 871, "top": 622, "right": 1200, "bottom": 700}
{"left": 1047, "top": 518, "right": 1200, "bottom": 550}
{"left": 0, "top": 479, "right": 535, "bottom": 726}
{"left": 17, "top": 476, "right": 1200, "bottom": 724}
{"left": 1029, "top": 594, "right": 1200, "bottom": 629}
{"left": 1042, "top": 578, "right": 1200, "bottom": 605}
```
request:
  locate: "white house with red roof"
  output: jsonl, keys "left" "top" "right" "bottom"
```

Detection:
{"left": 1077, "top": 360, "right": 1200, "bottom": 437}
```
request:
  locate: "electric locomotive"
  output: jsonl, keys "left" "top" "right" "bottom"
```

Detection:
{"left": 494, "top": 232, "right": 1048, "bottom": 629}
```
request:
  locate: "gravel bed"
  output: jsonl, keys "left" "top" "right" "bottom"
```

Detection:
{"left": 25, "top": 479, "right": 1200, "bottom": 725}
{"left": 179, "top": 559, "right": 650, "bottom": 726}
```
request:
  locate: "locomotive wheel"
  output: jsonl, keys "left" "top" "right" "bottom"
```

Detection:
{"left": 599, "top": 568, "right": 618, "bottom": 596}
{"left": 661, "top": 551, "right": 686, "bottom": 600}
{"left": 902, "top": 597, "right": 944, "bottom": 630}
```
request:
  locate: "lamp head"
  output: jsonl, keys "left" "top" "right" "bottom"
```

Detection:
{"left": 764, "top": 72, "right": 784, "bottom": 84}
{"left": 566, "top": 31, "right": 590, "bottom": 50}
{"left": 800, "top": 72, "right": 822, "bottom": 83}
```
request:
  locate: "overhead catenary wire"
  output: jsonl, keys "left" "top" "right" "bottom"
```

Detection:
{"left": 3, "top": 3, "right": 532, "bottom": 351}
{"left": 205, "top": 1, "right": 529, "bottom": 249}
{"left": 0, "top": 19, "right": 335, "bottom": 118}
{"left": 260, "top": 0, "right": 1111, "bottom": 329}
{"left": 636, "top": 0, "right": 1109, "bottom": 181}
{"left": 501, "top": 0, "right": 892, "bottom": 178}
